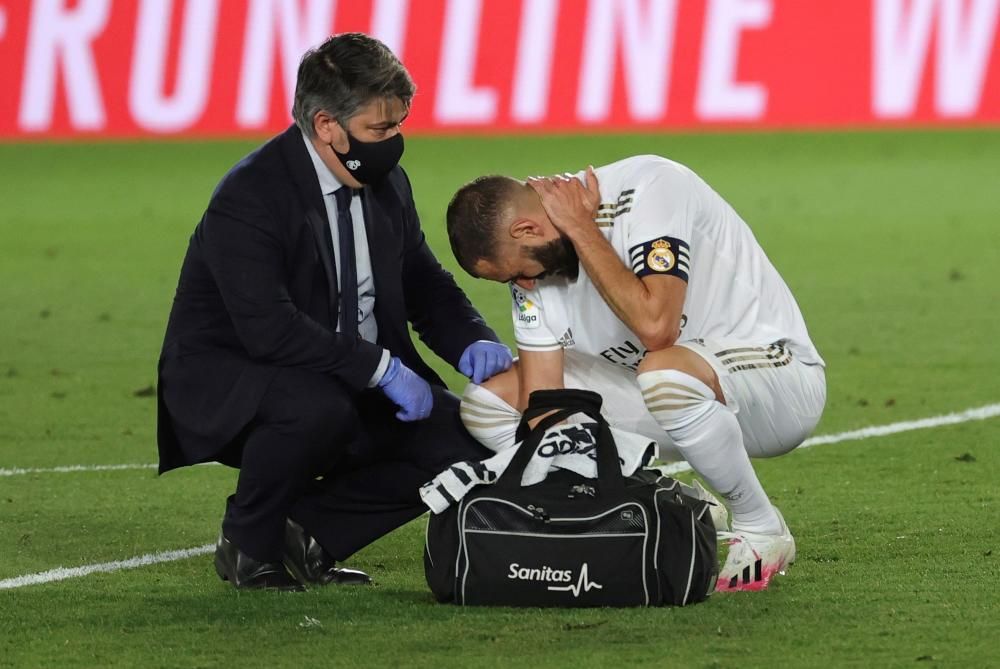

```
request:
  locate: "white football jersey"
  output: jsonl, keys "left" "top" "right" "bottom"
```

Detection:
{"left": 511, "top": 155, "right": 824, "bottom": 372}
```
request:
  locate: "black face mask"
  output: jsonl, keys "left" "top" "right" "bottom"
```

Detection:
{"left": 528, "top": 235, "right": 580, "bottom": 281}
{"left": 331, "top": 129, "right": 404, "bottom": 184}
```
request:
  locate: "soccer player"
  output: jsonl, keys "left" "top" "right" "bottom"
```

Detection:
{"left": 445, "top": 156, "right": 826, "bottom": 591}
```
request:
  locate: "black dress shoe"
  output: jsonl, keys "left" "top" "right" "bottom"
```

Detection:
{"left": 214, "top": 533, "right": 305, "bottom": 592}
{"left": 283, "top": 519, "right": 372, "bottom": 586}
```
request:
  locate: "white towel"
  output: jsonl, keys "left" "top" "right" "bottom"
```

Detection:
{"left": 420, "top": 419, "right": 656, "bottom": 514}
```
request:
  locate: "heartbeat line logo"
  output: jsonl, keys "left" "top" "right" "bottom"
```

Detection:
{"left": 546, "top": 563, "right": 603, "bottom": 597}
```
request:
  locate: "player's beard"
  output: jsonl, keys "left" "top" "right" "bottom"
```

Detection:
{"left": 528, "top": 235, "right": 580, "bottom": 281}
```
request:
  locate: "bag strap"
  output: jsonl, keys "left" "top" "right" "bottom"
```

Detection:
{"left": 514, "top": 388, "right": 604, "bottom": 441}
{"left": 495, "top": 389, "right": 625, "bottom": 493}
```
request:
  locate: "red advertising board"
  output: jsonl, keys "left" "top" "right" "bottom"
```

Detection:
{"left": 1, "top": 0, "right": 999, "bottom": 139}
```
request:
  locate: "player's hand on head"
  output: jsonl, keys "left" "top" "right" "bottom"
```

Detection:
{"left": 459, "top": 340, "right": 513, "bottom": 384}
{"left": 584, "top": 165, "right": 600, "bottom": 213}
{"left": 527, "top": 166, "right": 601, "bottom": 238}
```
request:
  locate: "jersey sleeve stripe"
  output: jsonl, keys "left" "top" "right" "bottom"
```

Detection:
{"left": 516, "top": 341, "right": 563, "bottom": 352}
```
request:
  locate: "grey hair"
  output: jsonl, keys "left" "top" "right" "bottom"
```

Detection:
{"left": 292, "top": 33, "right": 415, "bottom": 136}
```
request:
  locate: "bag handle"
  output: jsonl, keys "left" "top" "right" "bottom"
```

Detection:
{"left": 495, "top": 389, "right": 625, "bottom": 493}
{"left": 513, "top": 388, "right": 604, "bottom": 441}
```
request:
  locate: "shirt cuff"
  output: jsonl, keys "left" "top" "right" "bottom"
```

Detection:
{"left": 515, "top": 337, "right": 562, "bottom": 352}
{"left": 366, "top": 349, "right": 392, "bottom": 388}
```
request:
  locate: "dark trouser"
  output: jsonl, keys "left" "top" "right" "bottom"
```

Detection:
{"left": 220, "top": 367, "right": 490, "bottom": 562}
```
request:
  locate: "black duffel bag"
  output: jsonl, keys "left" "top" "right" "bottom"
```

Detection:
{"left": 424, "top": 389, "right": 718, "bottom": 607}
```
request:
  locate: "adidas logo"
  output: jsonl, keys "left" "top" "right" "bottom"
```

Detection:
{"left": 557, "top": 328, "right": 575, "bottom": 347}
{"left": 726, "top": 558, "right": 763, "bottom": 590}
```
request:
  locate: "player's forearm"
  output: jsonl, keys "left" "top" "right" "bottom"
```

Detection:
{"left": 516, "top": 348, "right": 565, "bottom": 412}
{"left": 572, "top": 229, "right": 681, "bottom": 350}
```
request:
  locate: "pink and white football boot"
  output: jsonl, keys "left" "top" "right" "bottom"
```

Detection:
{"left": 715, "top": 506, "right": 796, "bottom": 592}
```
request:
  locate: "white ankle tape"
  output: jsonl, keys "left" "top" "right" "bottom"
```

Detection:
{"left": 637, "top": 369, "right": 716, "bottom": 432}
{"left": 460, "top": 384, "right": 521, "bottom": 453}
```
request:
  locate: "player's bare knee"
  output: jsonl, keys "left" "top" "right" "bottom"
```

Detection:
{"left": 638, "top": 345, "right": 686, "bottom": 374}
{"left": 460, "top": 363, "right": 522, "bottom": 453}
{"left": 474, "top": 361, "right": 521, "bottom": 408}
{"left": 637, "top": 367, "right": 717, "bottom": 434}
{"left": 638, "top": 345, "right": 723, "bottom": 404}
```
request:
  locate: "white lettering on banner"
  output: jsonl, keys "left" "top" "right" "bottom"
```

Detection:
{"left": 873, "top": 0, "right": 937, "bottom": 118}
{"left": 577, "top": 0, "right": 678, "bottom": 122}
{"left": 511, "top": 0, "right": 559, "bottom": 122}
{"left": 696, "top": 0, "right": 771, "bottom": 120}
{"left": 435, "top": 0, "right": 497, "bottom": 123}
{"left": 19, "top": 0, "right": 111, "bottom": 131}
{"left": 371, "top": 0, "right": 410, "bottom": 59}
{"left": 129, "top": 0, "right": 220, "bottom": 132}
{"left": 0, "top": 5, "right": 7, "bottom": 41}
{"left": 236, "top": 0, "right": 336, "bottom": 129}
{"left": 936, "top": 0, "right": 999, "bottom": 116}
{"left": 873, "top": 0, "right": 1000, "bottom": 118}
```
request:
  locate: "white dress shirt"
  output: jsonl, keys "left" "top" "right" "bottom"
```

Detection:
{"left": 302, "top": 132, "right": 390, "bottom": 386}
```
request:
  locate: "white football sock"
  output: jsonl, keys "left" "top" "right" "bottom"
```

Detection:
{"left": 460, "top": 384, "right": 521, "bottom": 453}
{"left": 638, "top": 369, "right": 781, "bottom": 535}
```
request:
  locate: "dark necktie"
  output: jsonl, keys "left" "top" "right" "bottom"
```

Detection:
{"left": 333, "top": 187, "right": 358, "bottom": 339}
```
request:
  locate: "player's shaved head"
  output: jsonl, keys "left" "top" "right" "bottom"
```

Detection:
{"left": 446, "top": 175, "right": 528, "bottom": 277}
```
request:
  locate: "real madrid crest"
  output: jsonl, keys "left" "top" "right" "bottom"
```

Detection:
{"left": 647, "top": 239, "right": 675, "bottom": 273}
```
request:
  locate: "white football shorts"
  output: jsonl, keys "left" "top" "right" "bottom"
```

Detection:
{"left": 561, "top": 338, "right": 826, "bottom": 461}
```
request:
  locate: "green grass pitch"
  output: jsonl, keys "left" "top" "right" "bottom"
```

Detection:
{"left": 0, "top": 129, "right": 998, "bottom": 668}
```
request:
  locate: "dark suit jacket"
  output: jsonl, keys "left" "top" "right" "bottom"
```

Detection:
{"left": 157, "top": 126, "right": 498, "bottom": 473}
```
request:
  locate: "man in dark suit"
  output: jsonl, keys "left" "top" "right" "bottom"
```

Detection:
{"left": 157, "top": 33, "right": 512, "bottom": 591}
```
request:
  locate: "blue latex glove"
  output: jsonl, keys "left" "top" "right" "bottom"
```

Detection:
{"left": 458, "top": 340, "right": 514, "bottom": 384}
{"left": 378, "top": 357, "right": 433, "bottom": 421}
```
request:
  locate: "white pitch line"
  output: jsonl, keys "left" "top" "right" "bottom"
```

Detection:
{"left": 1, "top": 402, "right": 998, "bottom": 590}
{"left": 0, "top": 463, "right": 158, "bottom": 477}
{"left": 0, "top": 544, "right": 215, "bottom": 590}
{"left": 658, "top": 402, "right": 1000, "bottom": 475}
{"left": 0, "top": 462, "right": 222, "bottom": 477}
{"left": 9, "top": 403, "right": 998, "bottom": 479}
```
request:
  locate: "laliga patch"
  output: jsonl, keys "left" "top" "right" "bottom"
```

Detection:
{"left": 511, "top": 284, "right": 541, "bottom": 329}
{"left": 629, "top": 236, "right": 690, "bottom": 282}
